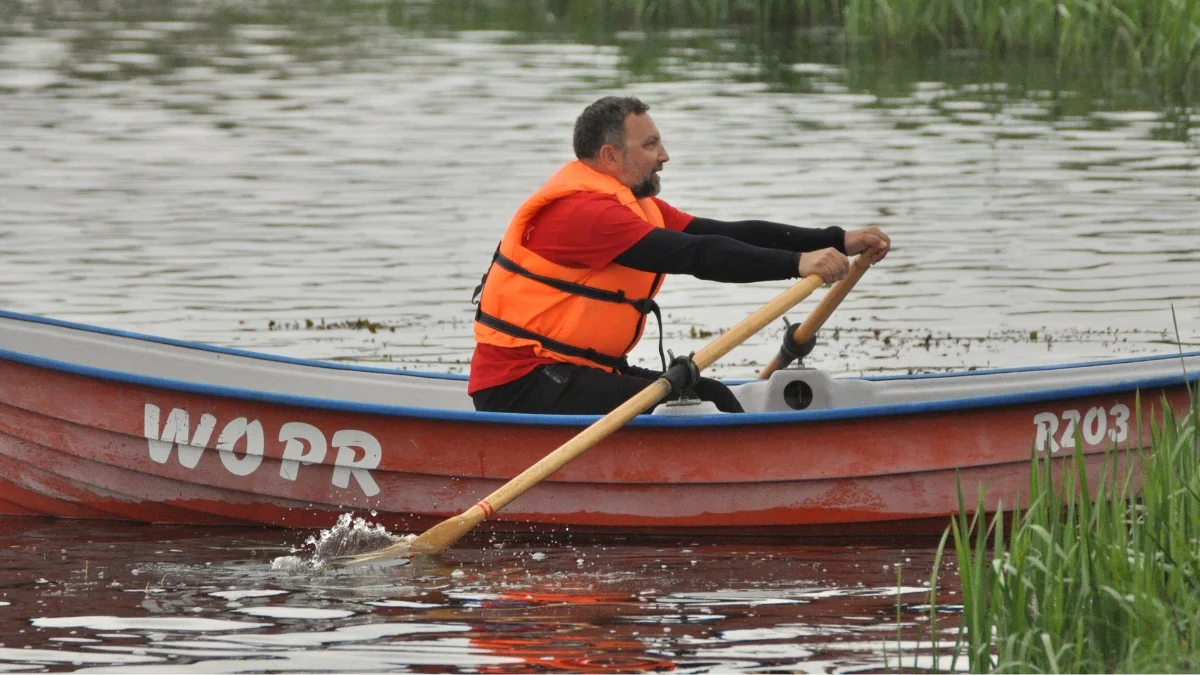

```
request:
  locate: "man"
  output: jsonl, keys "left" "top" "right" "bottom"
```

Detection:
{"left": 470, "top": 96, "right": 890, "bottom": 415}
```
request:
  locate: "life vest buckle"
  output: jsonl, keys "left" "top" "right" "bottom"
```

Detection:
{"left": 630, "top": 298, "right": 657, "bottom": 314}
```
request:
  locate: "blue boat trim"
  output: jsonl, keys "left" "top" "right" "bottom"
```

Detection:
{"left": 0, "top": 342, "right": 1195, "bottom": 428}
{"left": 5, "top": 307, "right": 1198, "bottom": 390}
{"left": 0, "top": 309, "right": 469, "bottom": 381}
{"left": 860, "top": 350, "right": 1200, "bottom": 380}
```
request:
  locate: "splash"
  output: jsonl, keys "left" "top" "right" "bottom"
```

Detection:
{"left": 271, "top": 513, "right": 412, "bottom": 571}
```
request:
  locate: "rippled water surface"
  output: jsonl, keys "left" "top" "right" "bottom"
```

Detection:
{"left": 1, "top": 2, "right": 1197, "bottom": 377}
{"left": 1, "top": 1, "right": 1198, "bottom": 671}
{"left": 0, "top": 518, "right": 956, "bottom": 673}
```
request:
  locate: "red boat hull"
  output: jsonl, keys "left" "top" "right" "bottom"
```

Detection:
{"left": 0, "top": 357, "right": 1190, "bottom": 536}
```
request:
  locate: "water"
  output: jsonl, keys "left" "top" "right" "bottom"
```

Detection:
{"left": 0, "top": 518, "right": 955, "bottom": 672}
{"left": 1, "top": 0, "right": 1198, "bottom": 670}
{"left": 1, "top": 2, "right": 1196, "bottom": 378}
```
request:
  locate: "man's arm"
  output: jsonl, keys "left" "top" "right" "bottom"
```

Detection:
{"left": 609, "top": 227, "right": 860, "bottom": 283}
{"left": 685, "top": 218, "right": 846, "bottom": 253}
{"left": 685, "top": 217, "right": 891, "bottom": 263}
{"left": 525, "top": 194, "right": 850, "bottom": 282}
{"left": 614, "top": 228, "right": 798, "bottom": 282}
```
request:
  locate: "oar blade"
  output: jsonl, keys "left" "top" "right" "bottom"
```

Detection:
{"left": 326, "top": 539, "right": 416, "bottom": 568}
{"left": 335, "top": 509, "right": 483, "bottom": 567}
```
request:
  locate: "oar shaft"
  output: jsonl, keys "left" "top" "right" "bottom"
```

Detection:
{"left": 693, "top": 275, "right": 825, "bottom": 370}
{"left": 795, "top": 254, "right": 872, "bottom": 343}
{"left": 758, "top": 352, "right": 791, "bottom": 381}
{"left": 757, "top": 254, "right": 873, "bottom": 380}
{"left": 478, "top": 272, "right": 824, "bottom": 515}
{"left": 404, "top": 273, "right": 826, "bottom": 555}
{"left": 407, "top": 379, "right": 672, "bottom": 554}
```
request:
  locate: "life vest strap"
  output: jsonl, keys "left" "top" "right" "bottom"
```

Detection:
{"left": 473, "top": 250, "right": 669, "bottom": 372}
{"left": 640, "top": 297, "right": 667, "bottom": 372}
{"left": 470, "top": 246, "right": 500, "bottom": 305}
{"left": 472, "top": 250, "right": 658, "bottom": 310}
{"left": 491, "top": 251, "right": 656, "bottom": 308}
{"left": 475, "top": 309, "right": 631, "bottom": 371}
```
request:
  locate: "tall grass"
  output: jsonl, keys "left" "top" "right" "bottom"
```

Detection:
{"left": 34, "top": 0, "right": 1192, "bottom": 110}
{"left": 429, "top": 0, "right": 1199, "bottom": 102}
{"left": 939, "top": 387, "right": 1200, "bottom": 672}
{"left": 838, "top": 0, "right": 1200, "bottom": 98}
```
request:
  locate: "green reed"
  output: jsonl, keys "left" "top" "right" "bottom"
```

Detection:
{"left": 17, "top": 0, "right": 1194, "bottom": 121}
{"left": 842, "top": 0, "right": 1199, "bottom": 99}
{"left": 439, "top": 0, "right": 1199, "bottom": 100}
{"left": 934, "top": 387, "right": 1200, "bottom": 673}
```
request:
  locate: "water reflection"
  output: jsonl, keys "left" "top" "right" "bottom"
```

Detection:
{"left": 0, "top": 518, "right": 957, "bottom": 672}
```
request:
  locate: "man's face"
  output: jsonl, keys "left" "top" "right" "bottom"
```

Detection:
{"left": 616, "top": 113, "right": 669, "bottom": 198}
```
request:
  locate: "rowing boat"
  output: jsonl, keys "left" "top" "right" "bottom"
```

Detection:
{"left": 0, "top": 309, "right": 1195, "bottom": 536}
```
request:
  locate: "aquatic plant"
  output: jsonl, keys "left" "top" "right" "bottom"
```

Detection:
{"left": 934, "top": 385, "right": 1200, "bottom": 672}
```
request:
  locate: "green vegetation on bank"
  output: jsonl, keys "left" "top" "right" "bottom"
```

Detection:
{"left": 6, "top": 0, "right": 1194, "bottom": 128}
{"left": 420, "top": 0, "right": 1199, "bottom": 101}
{"left": 935, "top": 387, "right": 1200, "bottom": 672}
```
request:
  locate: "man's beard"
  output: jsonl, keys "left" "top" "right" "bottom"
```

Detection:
{"left": 631, "top": 170, "right": 661, "bottom": 198}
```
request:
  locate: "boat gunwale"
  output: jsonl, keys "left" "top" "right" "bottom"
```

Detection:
{"left": 0, "top": 309, "right": 468, "bottom": 380}
{"left": 1, "top": 309, "right": 1197, "bottom": 428}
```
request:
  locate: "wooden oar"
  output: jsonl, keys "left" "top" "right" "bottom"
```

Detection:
{"left": 756, "top": 252, "right": 874, "bottom": 380}
{"left": 338, "top": 273, "right": 828, "bottom": 566}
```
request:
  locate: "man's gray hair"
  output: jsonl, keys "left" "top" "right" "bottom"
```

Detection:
{"left": 573, "top": 96, "right": 650, "bottom": 160}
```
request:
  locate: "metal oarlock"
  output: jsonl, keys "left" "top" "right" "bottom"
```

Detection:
{"left": 756, "top": 254, "right": 872, "bottom": 381}
{"left": 663, "top": 349, "right": 701, "bottom": 399}
{"left": 777, "top": 317, "right": 816, "bottom": 367}
{"left": 776, "top": 317, "right": 818, "bottom": 369}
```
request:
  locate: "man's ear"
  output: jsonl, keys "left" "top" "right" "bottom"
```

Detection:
{"left": 598, "top": 144, "right": 620, "bottom": 169}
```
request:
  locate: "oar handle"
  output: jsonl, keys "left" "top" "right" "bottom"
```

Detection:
{"left": 381, "top": 274, "right": 827, "bottom": 558}
{"left": 757, "top": 253, "right": 874, "bottom": 380}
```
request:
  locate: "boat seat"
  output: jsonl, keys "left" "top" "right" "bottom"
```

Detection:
{"left": 730, "top": 368, "right": 876, "bottom": 413}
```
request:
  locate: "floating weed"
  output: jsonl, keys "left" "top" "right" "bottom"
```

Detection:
{"left": 267, "top": 317, "right": 397, "bottom": 333}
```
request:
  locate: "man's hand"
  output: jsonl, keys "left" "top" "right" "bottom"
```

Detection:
{"left": 844, "top": 225, "right": 891, "bottom": 263}
{"left": 798, "top": 248, "right": 849, "bottom": 284}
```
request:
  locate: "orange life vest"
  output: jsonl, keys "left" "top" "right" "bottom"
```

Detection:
{"left": 473, "top": 161, "right": 666, "bottom": 372}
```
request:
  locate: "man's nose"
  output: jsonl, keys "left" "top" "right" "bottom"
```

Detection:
{"left": 659, "top": 147, "right": 669, "bottom": 164}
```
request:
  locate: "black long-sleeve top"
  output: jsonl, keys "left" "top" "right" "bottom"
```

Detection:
{"left": 614, "top": 218, "right": 846, "bottom": 283}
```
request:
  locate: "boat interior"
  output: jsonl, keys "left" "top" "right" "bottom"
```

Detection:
{"left": 2, "top": 312, "right": 1198, "bottom": 416}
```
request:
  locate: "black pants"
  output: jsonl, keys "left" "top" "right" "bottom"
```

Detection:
{"left": 472, "top": 363, "right": 744, "bottom": 415}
